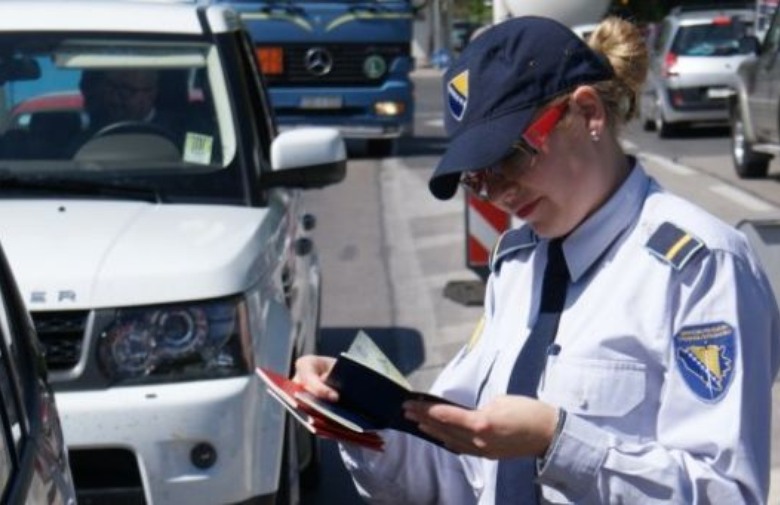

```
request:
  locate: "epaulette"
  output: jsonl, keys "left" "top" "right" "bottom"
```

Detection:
{"left": 490, "top": 225, "right": 537, "bottom": 273}
{"left": 645, "top": 222, "right": 706, "bottom": 270}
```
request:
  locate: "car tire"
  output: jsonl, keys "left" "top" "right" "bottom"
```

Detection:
{"left": 275, "top": 416, "right": 300, "bottom": 505}
{"left": 299, "top": 432, "right": 321, "bottom": 490}
{"left": 731, "top": 107, "right": 770, "bottom": 179}
{"left": 656, "top": 112, "right": 679, "bottom": 138}
{"left": 366, "top": 138, "right": 394, "bottom": 158}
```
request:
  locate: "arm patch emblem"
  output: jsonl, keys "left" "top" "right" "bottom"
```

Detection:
{"left": 674, "top": 322, "right": 736, "bottom": 402}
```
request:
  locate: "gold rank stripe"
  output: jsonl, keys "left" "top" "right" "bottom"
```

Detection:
{"left": 665, "top": 233, "right": 692, "bottom": 262}
{"left": 466, "top": 316, "right": 485, "bottom": 352}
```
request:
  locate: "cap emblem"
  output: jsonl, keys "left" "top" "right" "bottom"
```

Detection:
{"left": 447, "top": 70, "right": 469, "bottom": 121}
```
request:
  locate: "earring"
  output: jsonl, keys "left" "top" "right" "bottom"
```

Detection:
{"left": 590, "top": 130, "right": 600, "bottom": 143}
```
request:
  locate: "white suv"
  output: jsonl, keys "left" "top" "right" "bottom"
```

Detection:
{"left": 0, "top": 1, "right": 346, "bottom": 504}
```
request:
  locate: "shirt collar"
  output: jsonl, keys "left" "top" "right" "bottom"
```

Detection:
{"left": 563, "top": 158, "right": 650, "bottom": 282}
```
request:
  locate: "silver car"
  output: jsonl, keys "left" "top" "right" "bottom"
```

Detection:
{"left": 640, "top": 6, "right": 755, "bottom": 137}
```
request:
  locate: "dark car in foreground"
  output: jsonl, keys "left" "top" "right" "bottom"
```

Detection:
{"left": 0, "top": 241, "right": 76, "bottom": 504}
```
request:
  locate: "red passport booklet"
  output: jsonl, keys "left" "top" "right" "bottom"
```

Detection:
{"left": 257, "top": 367, "right": 384, "bottom": 451}
{"left": 258, "top": 331, "right": 469, "bottom": 450}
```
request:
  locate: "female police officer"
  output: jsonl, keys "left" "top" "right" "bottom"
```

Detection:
{"left": 295, "top": 15, "right": 780, "bottom": 504}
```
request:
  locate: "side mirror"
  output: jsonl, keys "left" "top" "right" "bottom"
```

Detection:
{"left": 0, "top": 56, "right": 40, "bottom": 84}
{"left": 266, "top": 127, "right": 347, "bottom": 189}
{"left": 738, "top": 35, "right": 761, "bottom": 56}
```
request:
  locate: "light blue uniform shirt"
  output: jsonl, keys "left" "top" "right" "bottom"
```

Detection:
{"left": 340, "top": 162, "right": 780, "bottom": 504}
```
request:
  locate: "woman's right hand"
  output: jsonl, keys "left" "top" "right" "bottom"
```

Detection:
{"left": 294, "top": 355, "right": 339, "bottom": 402}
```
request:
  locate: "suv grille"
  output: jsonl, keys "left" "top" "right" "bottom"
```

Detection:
{"left": 32, "top": 311, "right": 88, "bottom": 371}
{"left": 262, "top": 43, "right": 409, "bottom": 87}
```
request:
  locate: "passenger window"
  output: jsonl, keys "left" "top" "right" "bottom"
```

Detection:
{"left": 764, "top": 10, "right": 780, "bottom": 54}
{"left": 655, "top": 20, "right": 671, "bottom": 54}
{"left": 235, "top": 31, "right": 275, "bottom": 161}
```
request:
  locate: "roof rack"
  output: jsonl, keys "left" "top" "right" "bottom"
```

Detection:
{"left": 670, "top": 2, "right": 753, "bottom": 15}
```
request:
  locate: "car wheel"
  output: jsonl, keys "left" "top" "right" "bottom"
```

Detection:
{"left": 640, "top": 97, "right": 655, "bottom": 131}
{"left": 275, "top": 416, "right": 300, "bottom": 505}
{"left": 656, "top": 112, "right": 678, "bottom": 138}
{"left": 298, "top": 429, "right": 321, "bottom": 490}
{"left": 731, "top": 107, "right": 770, "bottom": 179}
{"left": 642, "top": 115, "right": 656, "bottom": 132}
{"left": 366, "top": 138, "right": 394, "bottom": 157}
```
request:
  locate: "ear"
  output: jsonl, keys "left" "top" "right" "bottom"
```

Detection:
{"left": 570, "top": 86, "right": 606, "bottom": 137}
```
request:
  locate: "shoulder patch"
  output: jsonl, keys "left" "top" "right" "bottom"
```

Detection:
{"left": 674, "top": 322, "right": 736, "bottom": 403}
{"left": 646, "top": 222, "right": 706, "bottom": 270}
{"left": 490, "top": 225, "right": 537, "bottom": 273}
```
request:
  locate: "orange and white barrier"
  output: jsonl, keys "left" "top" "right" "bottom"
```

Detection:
{"left": 465, "top": 194, "right": 512, "bottom": 280}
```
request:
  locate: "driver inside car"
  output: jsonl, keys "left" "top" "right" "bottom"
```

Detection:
{"left": 86, "top": 69, "right": 160, "bottom": 127}
{"left": 69, "top": 68, "right": 187, "bottom": 157}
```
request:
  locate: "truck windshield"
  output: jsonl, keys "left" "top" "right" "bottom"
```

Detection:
{"left": 0, "top": 35, "right": 245, "bottom": 204}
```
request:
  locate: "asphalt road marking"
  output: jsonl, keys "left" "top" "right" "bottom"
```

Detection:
{"left": 709, "top": 183, "right": 777, "bottom": 212}
{"left": 624, "top": 143, "right": 778, "bottom": 214}
{"left": 640, "top": 153, "right": 697, "bottom": 176}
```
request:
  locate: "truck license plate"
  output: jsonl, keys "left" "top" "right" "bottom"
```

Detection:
{"left": 300, "top": 96, "right": 343, "bottom": 109}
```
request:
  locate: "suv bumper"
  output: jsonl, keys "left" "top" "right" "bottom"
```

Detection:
{"left": 56, "top": 377, "right": 284, "bottom": 505}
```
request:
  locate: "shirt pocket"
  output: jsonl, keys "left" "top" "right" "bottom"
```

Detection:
{"left": 540, "top": 356, "right": 646, "bottom": 417}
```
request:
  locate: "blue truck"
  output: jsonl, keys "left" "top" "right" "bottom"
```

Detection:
{"left": 218, "top": 0, "right": 416, "bottom": 157}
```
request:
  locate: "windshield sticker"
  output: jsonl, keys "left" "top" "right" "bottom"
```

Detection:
{"left": 183, "top": 133, "right": 214, "bottom": 165}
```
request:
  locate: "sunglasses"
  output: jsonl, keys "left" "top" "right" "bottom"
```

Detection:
{"left": 460, "top": 100, "right": 568, "bottom": 200}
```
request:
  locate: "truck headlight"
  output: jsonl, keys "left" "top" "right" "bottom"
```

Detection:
{"left": 96, "top": 297, "right": 251, "bottom": 385}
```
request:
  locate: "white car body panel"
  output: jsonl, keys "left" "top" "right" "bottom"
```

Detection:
{"left": 0, "top": 1, "right": 347, "bottom": 503}
{"left": 0, "top": 201, "right": 272, "bottom": 310}
{"left": 56, "top": 377, "right": 285, "bottom": 504}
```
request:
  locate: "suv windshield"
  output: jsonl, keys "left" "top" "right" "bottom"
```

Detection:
{"left": 0, "top": 35, "right": 244, "bottom": 204}
{"left": 672, "top": 21, "right": 752, "bottom": 56}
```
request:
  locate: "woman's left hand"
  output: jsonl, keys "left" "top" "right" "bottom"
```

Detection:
{"left": 403, "top": 395, "right": 559, "bottom": 459}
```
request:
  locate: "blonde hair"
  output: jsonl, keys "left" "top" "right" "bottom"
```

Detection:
{"left": 586, "top": 16, "right": 649, "bottom": 126}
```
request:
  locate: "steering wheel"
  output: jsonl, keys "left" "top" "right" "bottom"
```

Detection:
{"left": 90, "top": 120, "right": 179, "bottom": 146}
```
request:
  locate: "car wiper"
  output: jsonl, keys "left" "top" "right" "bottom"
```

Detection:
{"left": 0, "top": 173, "right": 162, "bottom": 203}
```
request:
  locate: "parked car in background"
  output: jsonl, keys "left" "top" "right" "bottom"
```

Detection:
{"left": 729, "top": 2, "right": 780, "bottom": 178}
{"left": 640, "top": 4, "right": 756, "bottom": 137}
{"left": 0, "top": 1, "right": 346, "bottom": 504}
{"left": 0, "top": 239, "right": 76, "bottom": 504}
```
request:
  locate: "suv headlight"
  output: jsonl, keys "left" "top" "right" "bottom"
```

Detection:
{"left": 96, "top": 297, "right": 251, "bottom": 385}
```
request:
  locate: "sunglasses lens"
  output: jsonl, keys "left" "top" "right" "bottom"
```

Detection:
{"left": 522, "top": 101, "right": 567, "bottom": 152}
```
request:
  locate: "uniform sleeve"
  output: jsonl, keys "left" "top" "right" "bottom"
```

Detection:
{"left": 537, "top": 249, "right": 780, "bottom": 503}
{"left": 339, "top": 431, "right": 476, "bottom": 505}
{"left": 335, "top": 276, "right": 499, "bottom": 504}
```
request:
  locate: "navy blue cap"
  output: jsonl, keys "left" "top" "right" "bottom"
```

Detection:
{"left": 429, "top": 16, "right": 614, "bottom": 200}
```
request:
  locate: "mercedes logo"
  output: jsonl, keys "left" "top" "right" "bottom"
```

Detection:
{"left": 304, "top": 47, "right": 333, "bottom": 77}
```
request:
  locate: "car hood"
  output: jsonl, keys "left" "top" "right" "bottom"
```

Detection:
{"left": 0, "top": 200, "right": 274, "bottom": 310}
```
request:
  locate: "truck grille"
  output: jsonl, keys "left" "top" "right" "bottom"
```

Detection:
{"left": 261, "top": 43, "right": 409, "bottom": 87}
{"left": 31, "top": 311, "right": 88, "bottom": 371}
